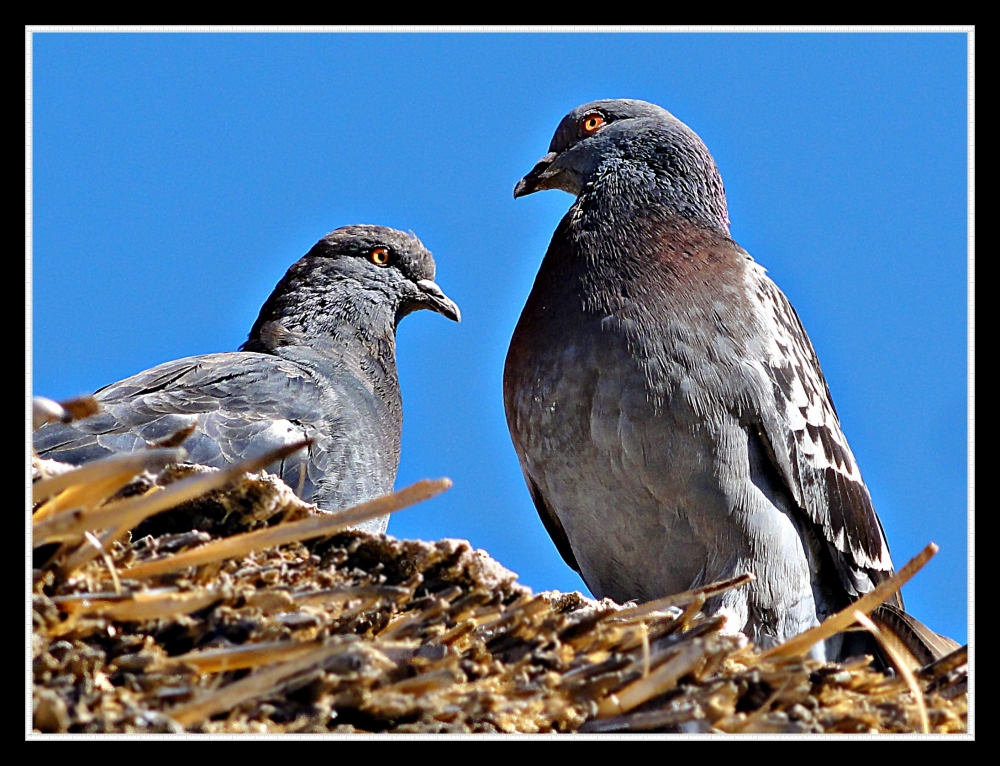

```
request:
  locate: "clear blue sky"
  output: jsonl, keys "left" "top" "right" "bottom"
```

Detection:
{"left": 29, "top": 31, "right": 969, "bottom": 644}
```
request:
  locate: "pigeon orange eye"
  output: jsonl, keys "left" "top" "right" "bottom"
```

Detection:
{"left": 581, "top": 114, "right": 605, "bottom": 134}
{"left": 370, "top": 247, "right": 390, "bottom": 266}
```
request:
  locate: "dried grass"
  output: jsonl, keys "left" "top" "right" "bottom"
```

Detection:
{"left": 31, "top": 451, "right": 968, "bottom": 735}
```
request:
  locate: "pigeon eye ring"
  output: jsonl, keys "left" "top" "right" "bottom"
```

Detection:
{"left": 370, "top": 247, "right": 391, "bottom": 266}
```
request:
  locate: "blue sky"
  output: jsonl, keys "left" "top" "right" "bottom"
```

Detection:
{"left": 29, "top": 31, "right": 970, "bottom": 644}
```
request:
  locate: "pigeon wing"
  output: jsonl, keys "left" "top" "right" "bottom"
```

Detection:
{"left": 525, "top": 472, "right": 581, "bottom": 573}
{"left": 747, "top": 267, "right": 897, "bottom": 601}
{"left": 33, "top": 352, "right": 327, "bottom": 498}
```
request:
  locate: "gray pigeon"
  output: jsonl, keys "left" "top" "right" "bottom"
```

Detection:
{"left": 35, "top": 225, "right": 460, "bottom": 533}
{"left": 505, "top": 99, "right": 954, "bottom": 663}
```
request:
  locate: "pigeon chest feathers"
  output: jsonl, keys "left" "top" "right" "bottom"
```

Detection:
{"left": 508, "top": 199, "right": 766, "bottom": 424}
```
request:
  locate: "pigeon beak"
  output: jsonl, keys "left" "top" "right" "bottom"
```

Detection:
{"left": 416, "top": 279, "right": 461, "bottom": 322}
{"left": 514, "top": 152, "right": 559, "bottom": 198}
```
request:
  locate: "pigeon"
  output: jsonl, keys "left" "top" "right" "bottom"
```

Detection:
{"left": 504, "top": 99, "right": 955, "bottom": 663}
{"left": 35, "top": 225, "right": 460, "bottom": 533}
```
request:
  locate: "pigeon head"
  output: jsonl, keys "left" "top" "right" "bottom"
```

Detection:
{"left": 306, "top": 225, "right": 461, "bottom": 323}
{"left": 242, "top": 225, "right": 459, "bottom": 353}
{"left": 514, "top": 98, "right": 729, "bottom": 231}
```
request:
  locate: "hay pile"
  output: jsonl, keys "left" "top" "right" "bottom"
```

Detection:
{"left": 31, "top": 445, "right": 968, "bottom": 735}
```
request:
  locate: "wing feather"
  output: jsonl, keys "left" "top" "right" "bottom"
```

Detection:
{"left": 746, "top": 266, "right": 896, "bottom": 598}
{"left": 34, "top": 352, "right": 325, "bottom": 499}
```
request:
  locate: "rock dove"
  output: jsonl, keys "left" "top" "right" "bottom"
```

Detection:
{"left": 35, "top": 225, "right": 460, "bottom": 533}
{"left": 504, "top": 99, "right": 954, "bottom": 662}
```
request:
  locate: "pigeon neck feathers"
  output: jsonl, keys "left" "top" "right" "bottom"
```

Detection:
{"left": 244, "top": 253, "right": 398, "bottom": 345}
{"left": 240, "top": 254, "right": 402, "bottom": 412}
{"left": 582, "top": 126, "right": 731, "bottom": 236}
{"left": 527, "top": 211, "right": 756, "bottom": 410}
{"left": 239, "top": 226, "right": 457, "bottom": 411}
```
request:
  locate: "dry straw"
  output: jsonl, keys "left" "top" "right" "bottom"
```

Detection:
{"left": 31, "top": 444, "right": 967, "bottom": 734}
